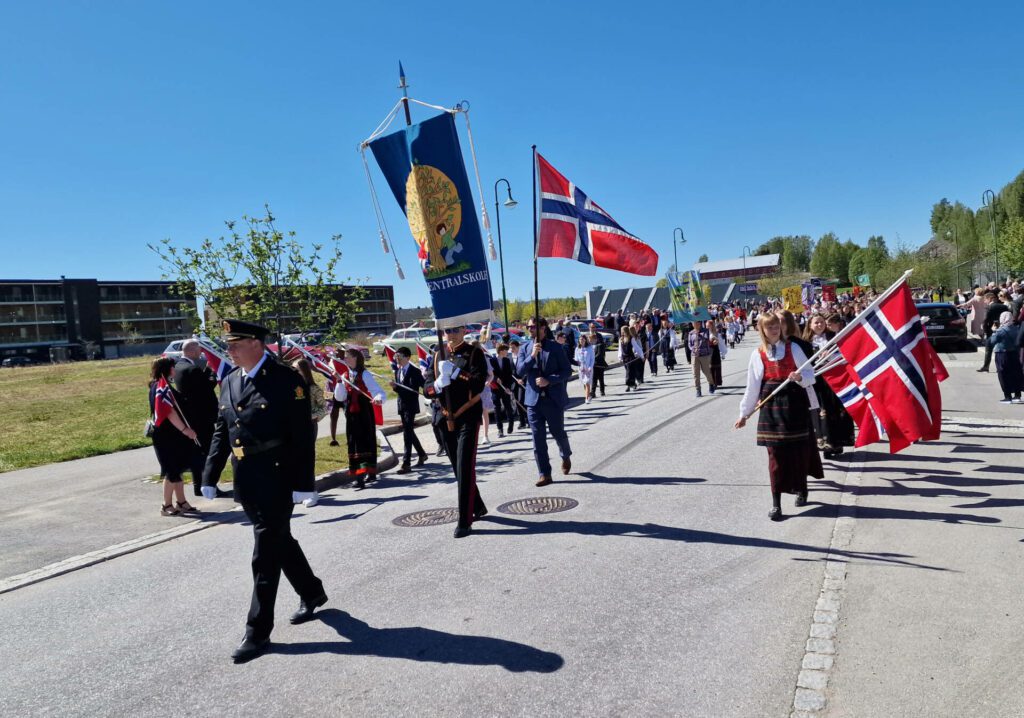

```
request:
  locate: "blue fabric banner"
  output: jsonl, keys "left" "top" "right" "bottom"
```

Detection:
{"left": 368, "top": 113, "right": 494, "bottom": 328}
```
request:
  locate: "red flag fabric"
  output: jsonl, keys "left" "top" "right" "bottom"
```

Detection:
{"left": 153, "top": 377, "right": 175, "bottom": 427}
{"left": 819, "top": 359, "right": 889, "bottom": 447}
{"left": 373, "top": 403, "right": 384, "bottom": 427}
{"left": 834, "top": 281, "right": 945, "bottom": 452}
{"left": 382, "top": 344, "right": 396, "bottom": 364}
{"left": 199, "top": 345, "right": 233, "bottom": 383}
{"left": 416, "top": 343, "right": 428, "bottom": 362}
{"left": 536, "top": 153, "right": 658, "bottom": 276}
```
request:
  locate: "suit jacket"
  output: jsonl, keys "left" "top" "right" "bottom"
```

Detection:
{"left": 174, "top": 358, "right": 219, "bottom": 441}
{"left": 394, "top": 363, "right": 424, "bottom": 415}
{"left": 203, "top": 354, "right": 314, "bottom": 507}
{"left": 490, "top": 354, "right": 515, "bottom": 390}
{"left": 516, "top": 337, "right": 571, "bottom": 409}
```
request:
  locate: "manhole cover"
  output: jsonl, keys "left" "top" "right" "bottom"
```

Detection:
{"left": 392, "top": 508, "right": 460, "bottom": 527}
{"left": 497, "top": 497, "right": 579, "bottom": 515}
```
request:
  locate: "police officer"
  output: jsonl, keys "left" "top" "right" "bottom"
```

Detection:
{"left": 424, "top": 324, "right": 488, "bottom": 538}
{"left": 517, "top": 317, "right": 573, "bottom": 486}
{"left": 201, "top": 320, "right": 327, "bottom": 664}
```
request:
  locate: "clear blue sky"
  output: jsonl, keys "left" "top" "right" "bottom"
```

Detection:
{"left": 2, "top": 1, "right": 1023, "bottom": 308}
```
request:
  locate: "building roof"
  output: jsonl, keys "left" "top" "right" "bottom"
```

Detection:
{"left": 692, "top": 253, "right": 780, "bottom": 275}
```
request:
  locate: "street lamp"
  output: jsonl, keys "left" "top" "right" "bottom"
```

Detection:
{"left": 673, "top": 227, "right": 686, "bottom": 274}
{"left": 493, "top": 178, "right": 517, "bottom": 331}
{"left": 981, "top": 189, "right": 998, "bottom": 284}
{"left": 741, "top": 245, "right": 752, "bottom": 279}
{"left": 945, "top": 226, "right": 960, "bottom": 290}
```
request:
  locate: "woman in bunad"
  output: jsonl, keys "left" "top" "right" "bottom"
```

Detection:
{"left": 333, "top": 348, "right": 385, "bottom": 489}
{"left": 802, "top": 313, "right": 854, "bottom": 458}
{"left": 659, "top": 317, "right": 679, "bottom": 373}
{"left": 734, "top": 313, "right": 822, "bottom": 520}
{"left": 707, "top": 319, "right": 725, "bottom": 388}
{"left": 776, "top": 310, "right": 826, "bottom": 477}
{"left": 618, "top": 325, "right": 641, "bottom": 392}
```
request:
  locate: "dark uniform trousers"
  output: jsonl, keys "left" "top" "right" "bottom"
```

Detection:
{"left": 244, "top": 498, "right": 324, "bottom": 641}
{"left": 400, "top": 409, "right": 426, "bottom": 465}
{"left": 512, "top": 381, "right": 528, "bottom": 427}
{"left": 443, "top": 418, "right": 487, "bottom": 528}
{"left": 493, "top": 385, "right": 515, "bottom": 432}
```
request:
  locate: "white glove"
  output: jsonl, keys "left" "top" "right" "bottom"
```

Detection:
{"left": 201, "top": 486, "right": 217, "bottom": 500}
{"left": 293, "top": 491, "right": 317, "bottom": 506}
{"left": 433, "top": 360, "right": 458, "bottom": 391}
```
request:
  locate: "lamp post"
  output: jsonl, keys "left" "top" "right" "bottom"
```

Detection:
{"left": 982, "top": 189, "right": 998, "bottom": 284}
{"left": 945, "top": 226, "right": 960, "bottom": 290}
{"left": 673, "top": 227, "right": 686, "bottom": 274}
{"left": 741, "top": 245, "right": 752, "bottom": 300}
{"left": 493, "top": 178, "right": 517, "bottom": 331}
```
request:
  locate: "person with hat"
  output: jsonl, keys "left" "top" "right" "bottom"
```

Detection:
{"left": 423, "top": 324, "right": 489, "bottom": 538}
{"left": 201, "top": 319, "right": 327, "bottom": 664}
{"left": 517, "top": 317, "right": 573, "bottom": 486}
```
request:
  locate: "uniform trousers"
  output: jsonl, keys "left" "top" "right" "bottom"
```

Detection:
{"left": 242, "top": 501, "right": 324, "bottom": 641}
{"left": 443, "top": 419, "right": 487, "bottom": 528}
{"left": 399, "top": 409, "right": 426, "bottom": 465}
{"left": 527, "top": 397, "right": 572, "bottom": 478}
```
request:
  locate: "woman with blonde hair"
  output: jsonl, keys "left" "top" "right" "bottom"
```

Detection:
{"left": 735, "top": 313, "right": 822, "bottom": 520}
{"left": 958, "top": 287, "right": 987, "bottom": 339}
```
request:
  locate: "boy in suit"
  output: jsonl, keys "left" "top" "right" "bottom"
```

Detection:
{"left": 392, "top": 347, "right": 428, "bottom": 473}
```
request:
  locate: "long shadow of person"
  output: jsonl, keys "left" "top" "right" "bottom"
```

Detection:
{"left": 274, "top": 609, "right": 564, "bottom": 673}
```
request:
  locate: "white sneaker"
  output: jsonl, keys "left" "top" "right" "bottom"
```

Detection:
{"left": 303, "top": 495, "right": 319, "bottom": 508}
{"left": 481, "top": 436, "right": 490, "bottom": 446}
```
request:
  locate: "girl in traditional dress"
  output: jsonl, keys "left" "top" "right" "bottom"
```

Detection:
{"left": 619, "top": 326, "right": 638, "bottom": 392}
{"left": 707, "top": 319, "right": 725, "bottom": 387}
{"left": 333, "top": 348, "right": 385, "bottom": 489}
{"left": 659, "top": 317, "right": 679, "bottom": 372}
{"left": 575, "top": 334, "right": 595, "bottom": 404}
{"left": 734, "top": 313, "right": 822, "bottom": 520}
{"left": 802, "top": 314, "right": 854, "bottom": 457}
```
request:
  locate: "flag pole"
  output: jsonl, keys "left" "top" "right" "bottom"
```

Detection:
{"left": 739, "top": 268, "right": 914, "bottom": 421}
{"left": 532, "top": 144, "right": 539, "bottom": 330}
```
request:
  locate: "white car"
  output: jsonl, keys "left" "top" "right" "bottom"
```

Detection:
{"left": 161, "top": 340, "right": 187, "bottom": 360}
{"left": 372, "top": 327, "right": 438, "bottom": 355}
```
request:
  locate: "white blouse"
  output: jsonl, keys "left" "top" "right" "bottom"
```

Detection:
{"left": 333, "top": 370, "right": 385, "bottom": 404}
{"left": 738, "top": 341, "right": 815, "bottom": 419}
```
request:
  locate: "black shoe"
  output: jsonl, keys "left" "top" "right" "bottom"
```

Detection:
{"left": 435, "top": 447, "right": 446, "bottom": 457}
{"left": 561, "top": 457, "right": 572, "bottom": 475}
{"left": 769, "top": 507, "right": 783, "bottom": 521}
{"left": 231, "top": 637, "right": 270, "bottom": 664}
{"left": 474, "top": 507, "right": 488, "bottom": 520}
{"left": 397, "top": 465, "right": 411, "bottom": 475}
{"left": 696, "top": 390, "right": 703, "bottom": 398}
{"left": 507, "top": 425, "right": 514, "bottom": 434}
{"left": 497, "top": 430, "right": 504, "bottom": 438}
{"left": 453, "top": 526, "right": 472, "bottom": 539}
{"left": 710, "top": 385, "right": 716, "bottom": 394}
{"left": 214, "top": 488, "right": 230, "bottom": 499}
{"left": 354, "top": 478, "right": 365, "bottom": 490}
{"left": 290, "top": 593, "right": 328, "bottom": 624}
{"left": 518, "top": 423, "right": 527, "bottom": 430}
{"left": 193, "top": 485, "right": 203, "bottom": 497}
{"left": 977, "top": 368, "right": 989, "bottom": 373}
{"left": 417, "top": 454, "right": 428, "bottom": 466}
{"left": 795, "top": 492, "right": 808, "bottom": 507}
{"left": 329, "top": 439, "right": 340, "bottom": 446}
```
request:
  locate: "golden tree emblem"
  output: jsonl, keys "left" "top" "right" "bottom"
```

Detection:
{"left": 406, "top": 164, "right": 462, "bottom": 274}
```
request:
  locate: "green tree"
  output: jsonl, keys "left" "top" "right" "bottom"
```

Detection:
{"left": 810, "top": 232, "right": 839, "bottom": 278}
{"left": 998, "top": 216, "right": 1024, "bottom": 278}
{"left": 756, "top": 271, "right": 811, "bottom": 298}
{"left": 697, "top": 253, "right": 709, "bottom": 263}
{"left": 655, "top": 277, "right": 669, "bottom": 288}
{"left": 150, "top": 206, "right": 364, "bottom": 350}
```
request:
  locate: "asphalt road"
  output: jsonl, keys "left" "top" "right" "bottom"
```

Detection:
{"left": 1, "top": 339, "right": 1022, "bottom": 717}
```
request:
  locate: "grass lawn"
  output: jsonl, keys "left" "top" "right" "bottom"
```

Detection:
{"left": 0, "top": 351, "right": 397, "bottom": 473}
{"left": 163, "top": 434, "right": 352, "bottom": 485}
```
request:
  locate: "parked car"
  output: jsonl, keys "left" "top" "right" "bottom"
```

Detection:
{"left": 569, "top": 320, "right": 615, "bottom": 346}
{"left": 2, "top": 356, "right": 34, "bottom": 368}
{"left": 917, "top": 302, "right": 968, "bottom": 347}
{"left": 372, "top": 327, "right": 438, "bottom": 355}
{"left": 161, "top": 340, "right": 187, "bottom": 360}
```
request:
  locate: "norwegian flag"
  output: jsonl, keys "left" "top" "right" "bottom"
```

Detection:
{"left": 835, "top": 281, "right": 946, "bottom": 452}
{"left": 416, "top": 342, "right": 431, "bottom": 375}
{"left": 153, "top": 376, "right": 175, "bottom": 427}
{"left": 536, "top": 153, "right": 658, "bottom": 276}
{"left": 199, "top": 344, "right": 234, "bottom": 383}
{"left": 382, "top": 343, "right": 397, "bottom": 368}
{"left": 819, "top": 358, "right": 892, "bottom": 448}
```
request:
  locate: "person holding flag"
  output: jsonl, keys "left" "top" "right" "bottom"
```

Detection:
{"left": 149, "top": 357, "right": 200, "bottom": 517}
{"left": 175, "top": 339, "right": 227, "bottom": 498}
{"left": 734, "top": 314, "right": 821, "bottom": 520}
{"left": 333, "top": 348, "right": 386, "bottom": 490}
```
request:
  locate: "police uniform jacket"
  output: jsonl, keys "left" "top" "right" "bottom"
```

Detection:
{"left": 202, "top": 354, "right": 314, "bottom": 507}
{"left": 423, "top": 342, "right": 487, "bottom": 425}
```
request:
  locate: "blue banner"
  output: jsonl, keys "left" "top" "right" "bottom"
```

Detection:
{"left": 667, "top": 271, "right": 712, "bottom": 323}
{"left": 369, "top": 113, "right": 494, "bottom": 328}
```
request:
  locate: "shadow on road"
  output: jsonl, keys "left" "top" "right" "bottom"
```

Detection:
{"left": 471, "top": 516, "right": 950, "bottom": 571}
{"left": 274, "top": 609, "right": 565, "bottom": 673}
{"left": 567, "top": 471, "right": 707, "bottom": 486}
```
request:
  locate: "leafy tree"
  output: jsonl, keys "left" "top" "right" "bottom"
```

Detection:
{"left": 697, "top": 253, "right": 709, "bottom": 263}
{"left": 756, "top": 271, "right": 811, "bottom": 298}
{"left": 998, "top": 216, "right": 1024, "bottom": 278}
{"left": 655, "top": 277, "right": 669, "bottom": 288}
{"left": 810, "top": 232, "right": 839, "bottom": 278}
{"left": 150, "top": 206, "right": 364, "bottom": 351}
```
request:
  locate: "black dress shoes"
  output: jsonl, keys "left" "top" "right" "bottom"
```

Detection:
{"left": 769, "top": 507, "right": 783, "bottom": 521}
{"left": 397, "top": 465, "right": 411, "bottom": 475}
{"left": 474, "top": 507, "right": 488, "bottom": 520}
{"left": 417, "top": 454, "right": 428, "bottom": 466}
{"left": 795, "top": 492, "right": 808, "bottom": 507}
{"left": 290, "top": 593, "right": 328, "bottom": 624}
{"left": 231, "top": 637, "right": 270, "bottom": 664}
{"left": 214, "top": 488, "right": 230, "bottom": 499}
{"left": 435, "top": 447, "right": 447, "bottom": 457}
{"left": 453, "top": 526, "right": 472, "bottom": 538}
{"left": 561, "top": 457, "right": 572, "bottom": 475}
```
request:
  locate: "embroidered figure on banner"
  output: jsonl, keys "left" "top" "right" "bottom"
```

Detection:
{"left": 406, "top": 163, "right": 466, "bottom": 278}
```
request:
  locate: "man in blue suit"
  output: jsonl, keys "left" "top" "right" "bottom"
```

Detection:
{"left": 517, "top": 316, "right": 573, "bottom": 486}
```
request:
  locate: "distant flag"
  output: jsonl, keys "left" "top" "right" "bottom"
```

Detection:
{"left": 535, "top": 153, "right": 658, "bottom": 276}
{"left": 199, "top": 342, "right": 234, "bottom": 383}
{"left": 382, "top": 343, "right": 397, "bottom": 365}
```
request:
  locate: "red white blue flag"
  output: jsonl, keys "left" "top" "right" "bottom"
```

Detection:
{"left": 536, "top": 153, "right": 658, "bottom": 276}
{"left": 153, "top": 377, "right": 175, "bottom": 427}
{"left": 835, "top": 281, "right": 946, "bottom": 452}
{"left": 199, "top": 344, "right": 234, "bottom": 383}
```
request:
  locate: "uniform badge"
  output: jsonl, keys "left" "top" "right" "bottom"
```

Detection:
{"left": 295, "top": 386, "right": 305, "bottom": 400}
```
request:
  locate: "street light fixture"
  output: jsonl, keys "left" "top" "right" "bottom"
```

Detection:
{"left": 494, "top": 178, "right": 516, "bottom": 331}
{"left": 673, "top": 227, "right": 686, "bottom": 274}
{"left": 981, "top": 189, "right": 998, "bottom": 284}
